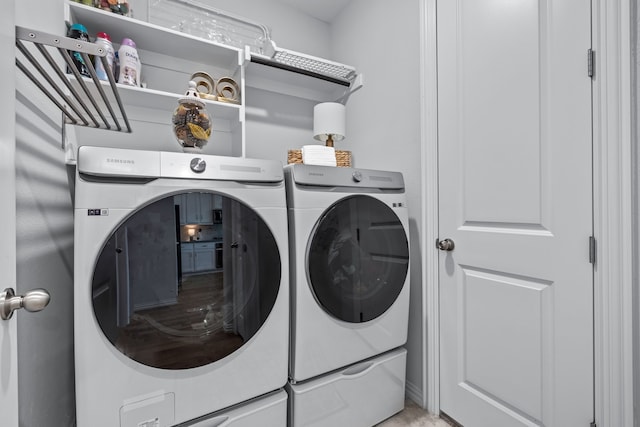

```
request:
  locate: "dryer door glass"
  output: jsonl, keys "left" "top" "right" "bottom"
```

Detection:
{"left": 91, "top": 192, "right": 281, "bottom": 370}
{"left": 307, "top": 195, "right": 409, "bottom": 323}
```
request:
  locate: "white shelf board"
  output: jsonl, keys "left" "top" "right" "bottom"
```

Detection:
{"left": 119, "top": 84, "right": 242, "bottom": 120}
{"left": 67, "top": 1, "right": 241, "bottom": 70}
{"left": 68, "top": 76, "right": 241, "bottom": 122}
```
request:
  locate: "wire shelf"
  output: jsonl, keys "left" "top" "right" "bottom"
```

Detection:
{"left": 272, "top": 50, "right": 356, "bottom": 81}
{"left": 252, "top": 42, "right": 356, "bottom": 86}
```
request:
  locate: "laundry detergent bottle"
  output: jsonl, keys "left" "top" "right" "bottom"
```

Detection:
{"left": 94, "top": 32, "right": 115, "bottom": 81}
{"left": 67, "top": 23, "right": 91, "bottom": 77}
{"left": 117, "top": 38, "right": 141, "bottom": 86}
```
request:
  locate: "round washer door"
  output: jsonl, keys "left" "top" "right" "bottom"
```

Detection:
{"left": 91, "top": 192, "right": 281, "bottom": 370}
{"left": 307, "top": 195, "right": 409, "bottom": 323}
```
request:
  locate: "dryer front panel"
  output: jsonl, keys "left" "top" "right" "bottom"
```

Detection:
{"left": 307, "top": 195, "right": 409, "bottom": 323}
{"left": 91, "top": 191, "right": 281, "bottom": 370}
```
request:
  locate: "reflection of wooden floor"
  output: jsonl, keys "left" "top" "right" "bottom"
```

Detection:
{"left": 116, "top": 272, "right": 244, "bottom": 370}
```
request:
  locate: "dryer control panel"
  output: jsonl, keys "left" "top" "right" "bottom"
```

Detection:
{"left": 287, "top": 164, "right": 404, "bottom": 190}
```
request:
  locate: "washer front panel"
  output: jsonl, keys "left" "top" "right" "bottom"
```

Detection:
{"left": 74, "top": 151, "right": 289, "bottom": 426}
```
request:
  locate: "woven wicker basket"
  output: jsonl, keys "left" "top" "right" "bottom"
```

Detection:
{"left": 287, "top": 149, "right": 352, "bottom": 167}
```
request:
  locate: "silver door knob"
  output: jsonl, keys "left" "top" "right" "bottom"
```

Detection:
{"left": 0, "top": 288, "right": 50, "bottom": 320}
{"left": 437, "top": 238, "right": 455, "bottom": 251}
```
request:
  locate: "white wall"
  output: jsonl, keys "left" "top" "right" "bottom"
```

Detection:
{"left": 15, "top": 0, "right": 76, "bottom": 425}
{"left": 331, "top": 0, "right": 425, "bottom": 403}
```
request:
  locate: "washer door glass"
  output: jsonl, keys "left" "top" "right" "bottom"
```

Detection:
{"left": 92, "top": 192, "right": 281, "bottom": 370}
{"left": 307, "top": 195, "right": 409, "bottom": 323}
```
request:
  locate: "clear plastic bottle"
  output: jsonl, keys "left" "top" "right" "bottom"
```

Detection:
{"left": 94, "top": 32, "right": 115, "bottom": 81}
{"left": 117, "top": 38, "right": 141, "bottom": 87}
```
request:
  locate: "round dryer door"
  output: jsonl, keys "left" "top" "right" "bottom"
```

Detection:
{"left": 91, "top": 192, "right": 281, "bottom": 370}
{"left": 307, "top": 195, "right": 409, "bottom": 323}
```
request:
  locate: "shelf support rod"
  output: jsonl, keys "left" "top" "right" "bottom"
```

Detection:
{"left": 63, "top": 50, "right": 112, "bottom": 130}
{"left": 15, "top": 58, "right": 80, "bottom": 125}
{"left": 335, "top": 73, "right": 365, "bottom": 105}
{"left": 99, "top": 55, "right": 132, "bottom": 133}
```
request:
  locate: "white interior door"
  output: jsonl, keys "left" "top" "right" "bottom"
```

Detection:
{"left": 0, "top": 0, "right": 18, "bottom": 424}
{"left": 437, "top": 1, "right": 594, "bottom": 426}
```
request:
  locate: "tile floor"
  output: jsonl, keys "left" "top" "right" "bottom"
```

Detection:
{"left": 376, "top": 399, "right": 452, "bottom": 427}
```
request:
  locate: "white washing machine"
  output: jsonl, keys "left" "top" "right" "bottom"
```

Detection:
{"left": 74, "top": 146, "right": 289, "bottom": 427}
{"left": 284, "top": 164, "right": 410, "bottom": 426}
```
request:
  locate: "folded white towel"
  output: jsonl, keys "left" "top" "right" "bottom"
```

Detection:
{"left": 301, "top": 145, "right": 337, "bottom": 167}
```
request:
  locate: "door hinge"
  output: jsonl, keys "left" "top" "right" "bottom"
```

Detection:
{"left": 589, "top": 236, "right": 596, "bottom": 264}
{"left": 590, "top": 421, "right": 597, "bottom": 427}
{"left": 588, "top": 49, "right": 595, "bottom": 78}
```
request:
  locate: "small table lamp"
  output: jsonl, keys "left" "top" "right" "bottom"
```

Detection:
{"left": 187, "top": 228, "right": 196, "bottom": 241}
{"left": 313, "top": 102, "right": 346, "bottom": 147}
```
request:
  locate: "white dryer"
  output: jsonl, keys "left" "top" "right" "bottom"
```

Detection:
{"left": 284, "top": 164, "right": 410, "bottom": 426}
{"left": 73, "top": 146, "right": 289, "bottom": 427}
{"left": 285, "top": 164, "right": 410, "bottom": 382}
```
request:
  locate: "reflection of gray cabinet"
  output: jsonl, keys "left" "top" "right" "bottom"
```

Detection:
{"left": 127, "top": 197, "right": 179, "bottom": 311}
{"left": 186, "top": 193, "right": 213, "bottom": 224}
{"left": 194, "top": 243, "right": 216, "bottom": 272}
{"left": 181, "top": 242, "right": 216, "bottom": 274}
{"left": 174, "top": 193, "right": 213, "bottom": 224}
{"left": 213, "top": 195, "right": 222, "bottom": 210}
{"left": 181, "top": 243, "right": 195, "bottom": 273}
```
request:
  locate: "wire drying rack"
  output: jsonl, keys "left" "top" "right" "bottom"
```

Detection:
{"left": 15, "top": 25, "right": 131, "bottom": 133}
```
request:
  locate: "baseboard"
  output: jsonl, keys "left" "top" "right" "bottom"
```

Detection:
{"left": 405, "top": 379, "right": 423, "bottom": 407}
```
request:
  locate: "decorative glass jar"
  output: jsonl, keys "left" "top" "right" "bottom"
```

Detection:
{"left": 172, "top": 81, "right": 211, "bottom": 150}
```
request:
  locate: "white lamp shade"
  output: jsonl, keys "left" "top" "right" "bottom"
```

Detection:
{"left": 313, "top": 102, "right": 346, "bottom": 142}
